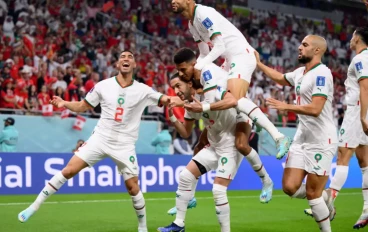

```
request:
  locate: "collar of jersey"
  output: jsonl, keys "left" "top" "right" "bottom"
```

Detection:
{"left": 115, "top": 76, "right": 134, "bottom": 88}
{"left": 303, "top": 63, "right": 322, "bottom": 75}
{"left": 359, "top": 48, "right": 368, "bottom": 54}
{"left": 191, "top": 5, "right": 198, "bottom": 24}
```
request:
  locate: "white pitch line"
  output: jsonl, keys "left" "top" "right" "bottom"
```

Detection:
{"left": 0, "top": 192, "right": 360, "bottom": 206}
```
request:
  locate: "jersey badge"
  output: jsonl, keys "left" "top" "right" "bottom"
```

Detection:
{"left": 316, "top": 76, "right": 325, "bottom": 86}
{"left": 202, "top": 17, "right": 213, "bottom": 29}
{"left": 203, "top": 70, "right": 212, "bottom": 81}
{"left": 355, "top": 61, "right": 363, "bottom": 73}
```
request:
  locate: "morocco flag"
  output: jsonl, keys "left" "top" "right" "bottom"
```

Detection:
{"left": 73, "top": 115, "right": 86, "bottom": 130}
{"left": 42, "top": 104, "right": 53, "bottom": 116}
{"left": 60, "top": 109, "right": 70, "bottom": 119}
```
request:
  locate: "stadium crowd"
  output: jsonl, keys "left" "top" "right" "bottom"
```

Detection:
{"left": 0, "top": 0, "right": 365, "bottom": 128}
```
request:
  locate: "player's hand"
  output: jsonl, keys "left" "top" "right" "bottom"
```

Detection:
{"left": 184, "top": 96, "right": 203, "bottom": 113}
{"left": 362, "top": 119, "right": 368, "bottom": 136}
{"left": 169, "top": 96, "right": 185, "bottom": 108}
{"left": 254, "top": 50, "right": 261, "bottom": 65}
{"left": 50, "top": 96, "right": 65, "bottom": 108}
{"left": 266, "top": 98, "right": 288, "bottom": 111}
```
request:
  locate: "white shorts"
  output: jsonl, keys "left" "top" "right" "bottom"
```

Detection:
{"left": 222, "top": 49, "right": 256, "bottom": 84}
{"left": 338, "top": 105, "right": 368, "bottom": 148}
{"left": 193, "top": 145, "right": 243, "bottom": 180}
{"left": 75, "top": 134, "right": 139, "bottom": 181}
{"left": 285, "top": 143, "right": 337, "bottom": 176}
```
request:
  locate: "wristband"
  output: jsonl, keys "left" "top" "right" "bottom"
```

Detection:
{"left": 169, "top": 115, "right": 177, "bottom": 123}
{"left": 202, "top": 103, "right": 211, "bottom": 112}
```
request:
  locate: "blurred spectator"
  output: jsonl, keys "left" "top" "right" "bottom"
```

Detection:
{"left": 0, "top": 117, "right": 18, "bottom": 152}
{"left": 151, "top": 123, "right": 172, "bottom": 155}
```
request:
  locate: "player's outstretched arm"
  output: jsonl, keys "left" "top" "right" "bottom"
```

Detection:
{"left": 50, "top": 96, "right": 92, "bottom": 113}
{"left": 254, "top": 51, "right": 290, "bottom": 86}
{"left": 267, "top": 96, "right": 326, "bottom": 117}
{"left": 195, "top": 35, "right": 225, "bottom": 70}
{"left": 183, "top": 91, "right": 237, "bottom": 113}
{"left": 169, "top": 107, "right": 194, "bottom": 139}
{"left": 193, "top": 128, "right": 209, "bottom": 156}
{"left": 359, "top": 78, "right": 368, "bottom": 135}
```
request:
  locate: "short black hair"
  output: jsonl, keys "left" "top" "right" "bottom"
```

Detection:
{"left": 173, "top": 48, "right": 196, "bottom": 64}
{"left": 170, "top": 72, "right": 180, "bottom": 80}
{"left": 120, "top": 50, "right": 135, "bottom": 56}
{"left": 356, "top": 27, "right": 368, "bottom": 45}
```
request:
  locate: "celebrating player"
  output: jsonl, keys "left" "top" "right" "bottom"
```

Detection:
{"left": 255, "top": 35, "right": 337, "bottom": 232}
{"left": 304, "top": 27, "right": 368, "bottom": 229}
{"left": 18, "top": 51, "right": 173, "bottom": 232}
{"left": 158, "top": 73, "right": 246, "bottom": 232}
{"left": 166, "top": 48, "right": 274, "bottom": 217}
{"left": 171, "top": 0, "right": 292, "bottom": 159}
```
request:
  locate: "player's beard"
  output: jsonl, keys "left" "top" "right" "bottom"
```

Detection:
{"left": 173, "top": 6, "right": 184, "bottom": 14}
{"left": 298, "top": 55, "right": 312, "bottom": 64}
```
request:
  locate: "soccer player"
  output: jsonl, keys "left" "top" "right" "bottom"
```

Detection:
{"left": 18, "top": 50, "right": 173, "bottom": 232}
{"left": 166, "top": 48, "right": 274, "bottom": 216}
{"left": 304, "top": 27, "right": 368, "bottom": 229}
{"left": 158, "top": 73, "right": 245, "bottom": 232}
{"left": 171, "top": 0, "right": 292, "bottom": 159}
{"left": 255, "top": 35, "right": 337, "bottom": 232}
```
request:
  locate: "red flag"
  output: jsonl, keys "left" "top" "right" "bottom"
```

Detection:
{"left": 60, "top": 109, "right": 70, "bottom": 119}
{"left": 23, "top": 35, "right": 34, "bottom": 56}
{"left": 73, "top": 115, "right": 86, "bottom": 130}
{"left": 42, "top": 104, "right": 53, "bottom": 116}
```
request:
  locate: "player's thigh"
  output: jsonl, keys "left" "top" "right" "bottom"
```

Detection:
{"left": 356, "top": 145, "right": 368, "bottom": 168}
{"left": 108, "top": 145, "right": 139, "bottom": 181}
{"left": 73, "top": 135, "right": 107, "bottom": 171}
{"left": 283, "top": 143, "right": 308, "bottom": 192}
{"left": 227, "top": 79, "right": 249, "bottom": 100}
{"left": 338, "top": 105, "right": 361, "bottom": 149}
{"left": 304, "top": 144, "right": 337, "bottom": 176}
{"left": 213, "top": 177, "right": 232, "bottom": 187}
{"left": 336, "top": 147, "right": 356, "bottom": 166}
{"left": 305, "top": 173, "right": 329, "bottom": 199}
{"left": 192, "top": 145, "right": 218, "bottom": 177}
{"left": 215, "top": 147, "right": 240, "bottom": 180}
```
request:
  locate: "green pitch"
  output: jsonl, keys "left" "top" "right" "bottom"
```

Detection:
{"left": 0, "top": 189, "right": 362, "bottom": 232}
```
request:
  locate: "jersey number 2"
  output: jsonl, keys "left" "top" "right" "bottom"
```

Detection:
{"left": 114, "top": 107, "right": 124, "bottom": 122}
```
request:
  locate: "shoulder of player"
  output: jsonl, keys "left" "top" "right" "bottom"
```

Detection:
{"left": 93, "top": 77, "right": 115, "bottom": 89}
{"left": 194, "top": 4, "right": 216, "bottom": 21}
{"left": 200, "top": 64, "right": 218, "bottom": 84}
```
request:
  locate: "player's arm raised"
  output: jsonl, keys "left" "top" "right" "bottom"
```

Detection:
{"left": 50, "top": 96, "right": 92, "bottom": 113}
{"left": 359, "top": 78, "right": 368, "bottom": 135}
{"left": 169, "top": 107, "right": 195, "bottom": 139}
{"left": 254, "top": 51, "right": 291, "bottom": 86}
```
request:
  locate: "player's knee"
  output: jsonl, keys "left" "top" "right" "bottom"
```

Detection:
{"left": 61, "top": 166, "right": 78, "bottom": 179}
{"left": 179, "top": 169, "right": 196, "bottom": 189}
{"left": 235, "top": 140, "right": 251, "bottom": 155}
{"left": 212, "top": 184, "right": 228, "bottom": 203}
{"left": 305, "top": 188, "right": 320, "bottom": 200}
{"left": 126, "top": 182, "right": 140, "bottom": 196}
{"left": 282, "top": 183, "right": 298, "bottom": 197}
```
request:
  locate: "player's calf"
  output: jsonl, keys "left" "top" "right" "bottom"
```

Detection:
{"left": 308, "top": 197, "right": 331, "bottom": 232}
{"left": 213, "top": 184, "right": 230, "bottom": 232}
{"left": 125, "top": 177, "right": 147, "bottom": 231}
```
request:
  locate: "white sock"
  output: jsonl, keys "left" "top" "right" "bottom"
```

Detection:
{"left": 236, "top": 98, "right": 283, "bottom": 141}
{"left": 131, "top": 191, "right": 147, "bottom": 230}
{"left": 245, "top": 149, "right": 270, "bottom": 181}
{"left": 361, "top": 167, "right": 368, "bottom": 211}
{"left": 308, "top": 197, "right": 331, "bottom": 232}
{"left": 329, "top": 165, "right": 348, "bottom": 196}
{"left": 291, "top": 183, "right": 306, "bottom": 199}
{"left": 191, "top": 178, "right": 199, "bottom": 199}
{"left": 213, "top": 184, "right": 230, "bottom": 232}
{"left": 174, "top": 169, "right": 197, "bottom": 227}
{"left": 31, "top": 172, "right": 67, "bottom": 210}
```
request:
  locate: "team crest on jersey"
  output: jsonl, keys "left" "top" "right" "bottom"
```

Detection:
{"left": 202, "top": 17, "right": 213, "bottom": 29}
{"left": 316, "top": 76, "right": 325, "bottom": 86}
{"left": 203, "top": 70, "right": 212, "bottom": 81}
{"left": 355, "top": 61, "right": 363, "bottom": 73}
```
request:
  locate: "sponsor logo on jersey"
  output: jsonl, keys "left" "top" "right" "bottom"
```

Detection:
{"left": 316, "top": 76, "right": 325, "bottom": 86}
{"left": 202, "top": 17, "right": 214, "bottom": 29}
{"left": 203, "top": 70, "right": 212, "bottom": 81}
{"left": 218, "top": 169, "right": 226, "bottom": 173}
{"left": 355, "top": 61, "right": 363, "bottom": 73}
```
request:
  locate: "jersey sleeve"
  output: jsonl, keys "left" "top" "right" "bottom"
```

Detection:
{"left": 283, "top": 71, "right": 296, "bottom": 87}
{"left": 184, "top": 109, "right": 200, "bottom": 121}
{"left": 353, "top": 56, "right": 368, "bottom": 82}
{"left": 145, "top": 85, "right": 163, "bottom": 106}
{"left": 311, "top": 72, "right": 332, "bottom": 99}
{"left": 196, "top": 7, "right": 222, "bottom": 40}
{"left": 215, "top": 85, "right": 227, "bottom": 101}
{"left": 84, "top": 83, "right": 101, "bottom": 107}
{"left": 189, "top": 25, "right": 202, "bottom": 43}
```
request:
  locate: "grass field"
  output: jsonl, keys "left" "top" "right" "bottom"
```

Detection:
{"left": 0, "top": 189, "right": 363, "bottom": 232}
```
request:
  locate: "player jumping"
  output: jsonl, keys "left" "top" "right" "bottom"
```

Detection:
{"left": 171, "top": 0, "right": 292, "bottom": 159}
{"left": 166, "top": 48, "right": 274, "bottom": 216}
{"left": 255, "top": 35, "right": 337, "bottom": 232}
{"left": 304, "top": 27, "right": 368, "bottom": 229}
{"left": 158, "top": 73, "right": 247, "bottom": 232}
{"left": 18, "top": 51, "right": 173, "bottom": 232}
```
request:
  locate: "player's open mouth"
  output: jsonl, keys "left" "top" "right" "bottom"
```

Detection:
{"left": 122, "top": 63, "right": 130, "bottom": 68}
